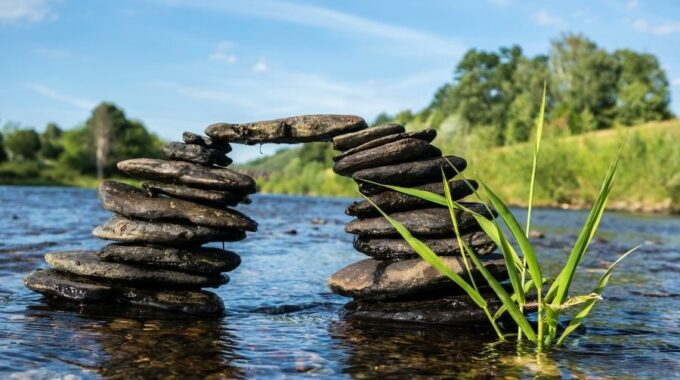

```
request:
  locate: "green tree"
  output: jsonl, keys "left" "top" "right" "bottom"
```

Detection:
{"left": 4, "top": 127, "right": 41, "bottom": 161}
{"left": 505, "top": 55, "right": 549, "bottom": 144}
{"left": 0, "top": 132, "right": 7, "bottom": 162}
{"left": 58, "top": 125, "right": 95, "bottom": 174}
{"left": 39, "top": 122, "right": 64, "bottom": 160}
{"left": 613, "top": 49, "right": 672, "bottom": 125}
{"left": 371, "top": 112, "right": 393, "bottom": 127}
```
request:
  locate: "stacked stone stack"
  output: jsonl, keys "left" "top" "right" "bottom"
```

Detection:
{"left": 24, "top": 132, "right": 257, "bottom": 315}
{"left": 326, "top": 123, "right": 510, "bottom": 324}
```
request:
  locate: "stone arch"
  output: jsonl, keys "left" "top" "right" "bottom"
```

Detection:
{"left": 24, "top": 115, "right": 504, "bottom": 323}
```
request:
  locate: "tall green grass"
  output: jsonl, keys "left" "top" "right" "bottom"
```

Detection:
{"left": 363, "top": 84, "right": 638, "bottom": 350}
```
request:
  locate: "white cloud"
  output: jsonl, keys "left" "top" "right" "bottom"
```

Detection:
{"left": 0, "top": 0, "right": 51, "bottom": 23}
{"left": 534, "top": 10, "right": 563, "bottom": 28}
{"left": 633, "top": 18, "right": 680, "bottom": 36}
{"left": 28, "top": 83, "right": 96, "bottom": 110}
{"left": 488, "top": 0, "right": 512, "bottom": 7}
{"left": 672, "top": 78, "right": 680, "bottom": 87}
{"left": 252, "top": 57, "right": 267, "bottom": 73}
{"left": 155, "top": 0, "right": 461, "bottom": 57}
{"left": 209, "top": 40, "right": 238, "bottom": 63}
{"left": 626, "top": 0, "right": 639, "bottom": 10}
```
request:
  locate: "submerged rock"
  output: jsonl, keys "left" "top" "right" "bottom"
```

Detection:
{"left": 346, "top": 179, "right": 478, "bottom": 218}
{"left": 98, "top": 181, "right": 257, "bottom": 231}
{"left": 98, "top": 244, "right": 241, "bottom": 274}
{"left": 345, "top": 204, "right": 493, "bottom": 237}
{"left": 328, "top": 254, "right": 506, "bottom": 301}
{"left": 333, "top": 129, "right": 437, "bottom": 162}
{"left": 45, "top": 251, "right": 228, "bottom": 288}
{"left": 205, "top": 114, "right": 367, "bottom": 144}
{"left": 332, "top": 123, "right": 405, "bottom": 151}
{"left": 117, "top": 158, "right": 256, "bottom": 194}
{"left": 142, "top": 182, "right": 251, "bottom": 207}
{"left": 24, "top": 269, "right": 114, "bottom": 302}
{"left": 93, "top": 215, "right": 246, "bottom": 245}
{"left": 354, "top": 230, "right": 496, "bottom": 260}
{"left": 353, "top": 156, "right": 468, "bottom": 195}
{"left": 162, "top": 142, "right": 232, "bottom": 166}
{"left": 333, "top": 138, "right": 441, "bottom": 177}
{"left": 122, "top": 287, "right": 225, "bottom": 315}
{"left": 182, "top": 131, "right": 232, "bottom": 153}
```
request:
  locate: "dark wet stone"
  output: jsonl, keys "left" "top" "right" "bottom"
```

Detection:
{"left": 334, "top": 129, "right": 437, "bottom": 162}
{"left": 333, "top": 138, "right": 441, "bottom": 177}
{"left": 45, "top": 251, "right": 228, "bottom": 288}
{"left": 24, "top": 269, "right": 114, "bottom": 302}
{"left": 162, "top": 142, "right": 232, "bottom": 166}
{"left": 332, "top": 123, "right": 405, "bottom": 151}
{"left": 182, "top": 131, "right": 232, "bottom": 153}
{"left": 98, "top": 181, "right": 257, "bottom": 231}
{"left": 205, "top": 114, "right": 367, "bottom": 144}
{"left": 327, "top": 254, "right": 507, "bottom": 301}
{"left": 353, "top": 156, "right": 468, "bottom": 195}
{"left": 98, "top": 244, "right": 241, "bottom": 274}
{"left": 345, "top": 204, "right": 494, "bottom": 238}
{"left": 117, "top": 158, "right": 256, "bottom": 194}
{"left": 142, "top": 182, "right": 251, "bottom": 207}
{"left": 93, "top": 215, "right": 246, "bottom": 245}
{"left": 346, "top": 179, "right": 477, "bottom": 218}
{"left": 122, "top": 288, "right": 225, "bottom": 315}
{"left": 354, "top": 230, "right": 496, "bottom": 260}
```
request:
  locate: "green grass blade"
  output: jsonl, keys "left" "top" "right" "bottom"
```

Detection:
{"left": 525, "top": 79, "right": 546, "bottom": 236}
{"left": 443, "top": 172, "right": 479, "bottom": 290}
{"left": 355, "top": 178, "right": 447, "bottom": 206}
{"left": 556, "top": 246, "right": 639, "bottom": 345}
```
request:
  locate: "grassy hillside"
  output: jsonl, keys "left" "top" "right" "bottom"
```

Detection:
{"left": 243, "top": 119, "right": 680, "bottom": 213}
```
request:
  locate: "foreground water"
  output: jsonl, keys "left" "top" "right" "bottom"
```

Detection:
{"left": 1, "top": 186, "right": 679, "bottom": 378}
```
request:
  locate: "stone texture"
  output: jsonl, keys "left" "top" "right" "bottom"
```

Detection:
{"left": 353, "top": 230, "right": 496, "bottom": 260}
{"left": 327, "top": 254, "right": 506, "bottom": 301}
{"left": 98, "top": 181, "right": 257, "bottom": 231}
{"left": 142, "top": 182, "right": 251, "bottom": 207}
{"left": 117, "top": 159, "right": 256, "bottom": 194}
{"left": 353, "top": 156, "right": 468, "bottom": 195}
{"left": 24, "top": 269, "right": 114, "bottom": 302}
{"left": 45, "top": 251, "right": 228, "bottom": 288}
{"left": 162, "top": 142, "right": 232, "bottom": 166}
{"left": 121, "top": 288, "right": 225, "bottom": 315}
{"left": 346, "top": 179, "right": 478, "bottom": 218}
{"left": 345, "top": 204, "right": 493, "bottom": 237}
{"left": 93, "top": 215, "right": 247, "bottom": 245}
{"left": 332, "top": 123, "right": 405, "bottom": 151}
{"left": 332, "top": 138, "right": 441, "bottom": 177}
{"left": 182, "top": 131, "right": 232, "bottom": 153}
{"left": 98, "top": 243, "right": 241, "bottom": 274}
{"left": 205, "top": 114, "right": 367, "bottom": 144}
{"left": 333, "top": 129, "right": 437, "bottom": 162}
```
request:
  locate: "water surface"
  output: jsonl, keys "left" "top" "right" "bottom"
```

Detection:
{"left": 1, "top": 186, "right": 679, "bottom": 378}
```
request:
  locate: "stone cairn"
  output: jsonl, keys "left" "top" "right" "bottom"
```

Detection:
{"left": 24, "top": 115, "right": 508, "bottom": 323}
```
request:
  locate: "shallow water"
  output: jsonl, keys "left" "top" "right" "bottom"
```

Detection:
{"left": 1, "top": 186, "right": 680, "bottom": 379}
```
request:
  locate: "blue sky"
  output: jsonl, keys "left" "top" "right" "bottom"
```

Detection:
{"left": 1, "top": 0, "right": 679, "bottom": 162}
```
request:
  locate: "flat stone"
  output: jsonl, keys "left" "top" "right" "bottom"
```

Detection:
{"left": 117, "top": 159, "right": 256, "bottom": 194}
{"left": 93, "top": 215, "right": 246, "bottom": 245}
{"left": 333, "top": 138, "right": 441, "bottom": 177}
{"left": 354, "top": 230, "right": 496, "bottom": 260}
{"left": 205, "top": 114, "right": 367, "bottom": 144}
{"left": 162, "top": 142, "right": 232, "bottom": 166}
{"left": 328, "top": 254, "right": 507, "bottom": 301}
{"left": 346, "top": 179, "right": 478, "bottom": 218}
{"left": 332, "top": 123, "right": 405, "bottom": 151}
{"left": 24, "top": 269, "right": 114, "bottom": 302}
{"left": 182, "top": 131, "right": 232, "bottom": 153}
{"left": 333, "top": 129, "right": 437, "bottom": 162}
{"left": 121, "top": 288, "right": 225, "bottom": 315}
{"left": 45, "top": 251, "right": 228, "bottom": 288}
{"left": 353, "top": 156, "right": 468, "bottom": 195}
{"left": 98, "top": 181, "right": 257, "bottom": 231}
{"left": 98, "top": 243, "right": 241, "bottom": 274}
{"left": 345, "top": 204, "right": 493, "bottom": 237}
{"left": 142, "top": 182, "right": 251, "bottom": 207}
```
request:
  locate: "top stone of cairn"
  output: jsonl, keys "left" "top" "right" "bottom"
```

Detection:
{"left": 205, "top": 114, "right": 367, "bottom": 144}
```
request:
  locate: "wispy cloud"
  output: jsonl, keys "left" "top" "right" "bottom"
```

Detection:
{"left": 155, "top": 0, "right": 461, "bottom": 57}
{"left": 0, "top": 0, "right": 52, "bottom": 23}
{"left": 534, "top": 10, "right": 563, "bottom": 28}
{"left": 633, "top": 18, "right": 680, "bottom": 36}
{"left": 34, "top": 47, "right": 70, "bottom": 59}
{"left": 626, "top": 0, "right": 639, "bottom": 10}
{"left": 252, "top": 57, "right": 267, "bottom": 73}
{"left": 28, "top": 83, "right": 96, "bottom": 110}
{"left": 672, "top": 78, "right": 680, "bottom": 87}
{"left": 209, "top": 40, "right": 237, "bottom": 63}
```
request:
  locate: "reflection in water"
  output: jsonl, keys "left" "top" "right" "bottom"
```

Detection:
{"left": 23, "top": 303, "right": 244, "bottom": 379}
